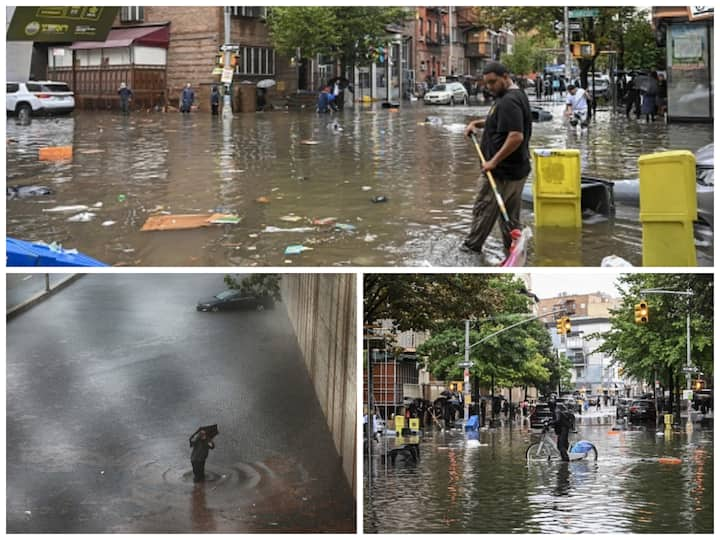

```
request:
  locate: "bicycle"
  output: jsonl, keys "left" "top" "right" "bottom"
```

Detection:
{"left": 526, "top": 419, "right": 598, "bottom": 462}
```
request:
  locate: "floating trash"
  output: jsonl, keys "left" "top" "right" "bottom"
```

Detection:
{"left": 284, "top": 245, "right": 313, "bottom": 255}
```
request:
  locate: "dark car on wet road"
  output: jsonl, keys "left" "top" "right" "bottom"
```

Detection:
{"left": 530, "top": 402, "right": 554, "bottom": 429}
{"left": 616, "top": 397, "right": 634, "bottom": 419}
{"left": 196, "top": 289, "right": 274, "bottom": 312}
{"left": 628, "top": 399, "right": 657, "bottom": 422}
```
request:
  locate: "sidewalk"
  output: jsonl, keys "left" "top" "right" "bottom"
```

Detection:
{"left": 6, "top": 273, "right": 81, "bottom": 319}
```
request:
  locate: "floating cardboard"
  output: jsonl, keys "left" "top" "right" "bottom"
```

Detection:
{"left": 141, "top": 213, "right": 234, "bottom": 232}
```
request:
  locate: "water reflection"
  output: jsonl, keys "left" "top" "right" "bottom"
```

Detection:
{"left": 6, "top": 104, "right": 713, "bottom": 266}
{"left": 365, "top": 425, "right": 713, "bottom": 533}
{"left": 190, "top": 483, "right": 216, "bottom": 533}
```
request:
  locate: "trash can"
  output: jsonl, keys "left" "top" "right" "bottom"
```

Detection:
{"left": 239, "top": 81, "right": 257, "bottom": 112}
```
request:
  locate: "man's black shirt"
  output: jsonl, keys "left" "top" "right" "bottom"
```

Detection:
{"left": 480, "top": 88, "right": 532, "bottom": 181}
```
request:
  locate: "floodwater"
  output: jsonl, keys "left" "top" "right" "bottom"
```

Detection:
{"left": 6, "top": 99, "right": 713, "bottom": 266}
{"left": 364, "top": 422, "right": 713, "bottom": 533}
{"left": 6, "top": 274, "right": 355, "bottom": 533}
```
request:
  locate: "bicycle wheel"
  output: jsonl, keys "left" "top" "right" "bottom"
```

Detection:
{"left": 526, "top": 442, "right": 554, "bottom": 462}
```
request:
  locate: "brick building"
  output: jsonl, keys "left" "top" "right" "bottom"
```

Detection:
{"left": 41, "top": 6, "right": 297, "bottom": 111}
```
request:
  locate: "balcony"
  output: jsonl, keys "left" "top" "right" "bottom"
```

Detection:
{"left": 465, "top": 41, "right": 492, "bottom": 58}
{"left": 229, "top": 6, "right": 267, "bottom": 19}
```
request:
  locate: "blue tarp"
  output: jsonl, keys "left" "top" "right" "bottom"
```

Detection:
{"left": 464, "top": 415, "right": 480, "bottom": 431}
{"left": 7, "top": 238, "right": 107, "bottom": 267}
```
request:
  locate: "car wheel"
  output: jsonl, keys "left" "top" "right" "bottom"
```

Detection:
{"left": 16, "top": 103, "right": 31, "bottom": 120}
{"left": 450, "top": 97, "right": 455, "bottom": 106}
{"left": 211, "top": 306, "right": 220, "bottom": 312}
{"left": 462, "top": 95, "right": 468, "bottom": 105}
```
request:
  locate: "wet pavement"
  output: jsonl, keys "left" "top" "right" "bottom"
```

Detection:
{"left": 365, "top": 417, "right": 713, "bottom": 533}
{"left": 6, "top": 100, "right": 713, "bottom": 267}
{"left": 6, "top": 274, "right": 355, "bottom": 533}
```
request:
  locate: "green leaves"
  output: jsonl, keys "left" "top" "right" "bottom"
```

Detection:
{"left": 224, "top": 274, "right": 282, "bottom": 301}
{"left": 592, "top": 274, "right": 713, "bottom": 387}
{"left": 267, "top": 7, "right": 409, "bottom": 68}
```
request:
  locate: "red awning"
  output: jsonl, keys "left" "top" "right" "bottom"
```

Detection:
{"left": 70, "top": 25, "right": 169, "bottom": 50}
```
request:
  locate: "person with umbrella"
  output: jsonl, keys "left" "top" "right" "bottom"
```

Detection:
{"left": 189, "top": 425, "right": 217, "bottom": 482}
{"left": 640, "top": 71, "right": 659, "bottom": 122}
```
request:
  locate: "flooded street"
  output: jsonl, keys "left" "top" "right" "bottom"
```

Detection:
{"left": 6, "top": 101, "right": 712, "bottom": 266}
{"left": 364, "top": 421, "right": 713, "bottom": 533}
{"left": 6, "top": 274, "right": 355, "bottom": 533}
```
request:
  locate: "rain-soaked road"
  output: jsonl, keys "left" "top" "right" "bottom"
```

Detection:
{"left": 6, "top": 99, "right": 713, "bottom": 267}
{"left": 6, "top": 274, "right": 355, "bottom": 533}
{"left": 364, "top": 418, "right": 713, "bottom": 533}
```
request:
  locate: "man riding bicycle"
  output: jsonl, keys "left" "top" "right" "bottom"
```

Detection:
{"left": 553, "top": 403, "right": 575, "bottom": 462}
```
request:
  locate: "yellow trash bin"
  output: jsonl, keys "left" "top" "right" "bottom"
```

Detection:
{"left": 409, "top": 418, "right": 420, "bottom": 432}
{"left": 639, "top": 150, "right": 697, "bottom": 266}
{"left": 532, "top": 149, "right": 582, "bottom": 227}
{"left": 394, "top": 416, "right": 405, "bottom": 433}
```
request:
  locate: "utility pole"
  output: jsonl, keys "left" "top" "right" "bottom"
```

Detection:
{"left": 448, "top": 6, "right": 453, "bottom": 76}
{"left": 223, "top": 7, "right": 233, "bottom": 114}
{"left": 563, "top": 6, "right": 572, "bottom": 81}
{"left": 464, "top": 319, "right": 470, "bottom": 422}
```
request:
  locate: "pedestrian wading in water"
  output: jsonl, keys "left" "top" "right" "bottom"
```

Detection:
{"left": 462, "top": 61, "right": 532, "bottom": 256}
{"left": 189, "top": 428, "right": 215, "bottom": 482}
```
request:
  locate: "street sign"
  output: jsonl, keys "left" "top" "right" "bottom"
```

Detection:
{"left": 569, "top": 8, "right": 599, "bottom": 18}
{"left": 220, "top": 44, "right": 239, "bottom": 52}
{"left": 682, "top": 366, "right": 699, "bottom": 373}
{"left": 7, "top": 6, "right": 119, "bottom": 41}
{"left": 221, "top": 68, "right": 234, "bottom": 84}
{"left": 458, "top": 362, "right": 473, "bottom": 368}
{"left": 682, "top": 390, "right": 694, "bottom": 401}
{"left": 569, "top": 22, "right": 581, "bottom": 31}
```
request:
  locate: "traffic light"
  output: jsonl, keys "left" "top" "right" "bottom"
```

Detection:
{"left": 556, "top": 317, "right": 565, "bottom": 334}
{"left": 634, "top": 301, "right": 649, "bottom": 324}
{"left": 563, "top": 317, "right": 571, "bottom": 334}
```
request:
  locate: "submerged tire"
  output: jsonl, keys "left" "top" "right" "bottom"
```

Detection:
{"left": 526, "top": 442, "right": 554, "bottom": 462}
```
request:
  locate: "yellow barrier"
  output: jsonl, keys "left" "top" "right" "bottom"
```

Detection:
{"left": 532, "top": 149, "right": 581, "bottom": 227}
{"left": 394, "top": 416, "right": 405, "bottom": 433}
{"left": 664, "top": 413, "right": 673, "bottom": 426}
{"left": 409, "top": 418, "right": 420, "bottom": 431}
{"left": 639, "top": 150, "right": 697, "bottom": 266}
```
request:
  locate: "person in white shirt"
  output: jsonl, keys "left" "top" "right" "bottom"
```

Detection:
{"left": 565, "top": 83, "right": 589, "bottom": 128}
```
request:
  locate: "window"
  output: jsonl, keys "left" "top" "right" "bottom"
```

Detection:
{"left": 120, "top": 6, "right": 144, "bottom": 23}
{"left": 236, "top": 46, "right": 275, "bottom": 76}
{"left": 229, "top": 7, "right": 267, "bottom": 18}
{"left": 7, "top": 83, "right": 19, "bottom": 93}
{"left": 427, "top": 20, "right": 431, "bottom": 38}
{"left": 419, "top": 17, "right": 423, "bottom": 35}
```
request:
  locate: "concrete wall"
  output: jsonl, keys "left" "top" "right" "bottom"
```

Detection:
{"left": 280, "top": 274, "right": 356, "bottom": 496}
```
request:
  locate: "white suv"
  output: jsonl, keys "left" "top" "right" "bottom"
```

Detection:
{"left": 7, "top": 81, "right": 75, "bottom": 116}
{"left": 423, "top": 82, "right": 469, "bottom": 105}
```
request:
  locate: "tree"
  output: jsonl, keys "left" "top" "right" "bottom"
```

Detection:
{"left": 224, "top": 274, "right": 282, "bottom": 301}
{"left": 268, "top": 7, "right": 408, "bottom": 73}
{"left": 364, "top": 274, "right": 533, "bottom": 332}
{"left": 473, "top": 7, "right": 664, "bottom": 83}
{"left": 501, "top": 34, "right": 555, "bottom": 76}
{"left": 591, "top": 274, "right": 713, "bottom": 405}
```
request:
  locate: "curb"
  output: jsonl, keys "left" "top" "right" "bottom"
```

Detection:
{"left": 6, "top": 274, "right": 83, "bottom": 320}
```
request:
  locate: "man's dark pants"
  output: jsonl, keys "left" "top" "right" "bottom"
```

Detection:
{"left": 465, "top": 174, "right": 527, "bottom": 252}
{"left": 557, "top": 429, "right": 570, "bottom": 461}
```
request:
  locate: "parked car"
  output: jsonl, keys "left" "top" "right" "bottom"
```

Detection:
{"left": 7, "top": 81, "right": 75, "bottom": 116}
{"left": 530, "top": 402, "right": 554, "bottom": 429}
{"left": 616, "top": 397, "right": 634, "bottom": 419}
{"left": 694, "top": 143, "right": 713, "bottom": 232}
{"left": 628, "top": 399, "right": 657, "bottom": 422}
{"left": 196, "top": 289, "right": 274, "bottom": 312}
{"left": 587, "top": 74, "right": 611, "bottom": 99}
{"left": 423, "top": 82, "right": 469, "bottom": 106}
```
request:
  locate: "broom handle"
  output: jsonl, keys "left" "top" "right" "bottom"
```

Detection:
{"left": 469, "top": 133, "right": 512, "bottom": 226}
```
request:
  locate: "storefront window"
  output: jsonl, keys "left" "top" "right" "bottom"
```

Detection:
{"left": 667, "top": 23, "right": 711, "bottom": 119}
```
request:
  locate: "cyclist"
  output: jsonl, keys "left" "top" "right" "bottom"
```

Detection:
{"left": 553, "top": 402, "right": 575, "bottom": 462}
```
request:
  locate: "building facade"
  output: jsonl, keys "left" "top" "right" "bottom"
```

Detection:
{"left": 40, "top": 6, "right": 297, "bottom": 111}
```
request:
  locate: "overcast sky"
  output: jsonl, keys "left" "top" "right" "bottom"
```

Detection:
{"left": 528, "top": 273, "right": 624, "bottom": 300}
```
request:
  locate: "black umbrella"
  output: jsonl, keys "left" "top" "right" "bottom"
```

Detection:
{"left": 327, "top": 77, "right": 350, "bottom": 89}
{"left": 633, "top": 75, "right": 657, "bottom": 94}
{"left": 191, "top": 424, "right": 219, "bottom": 440}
